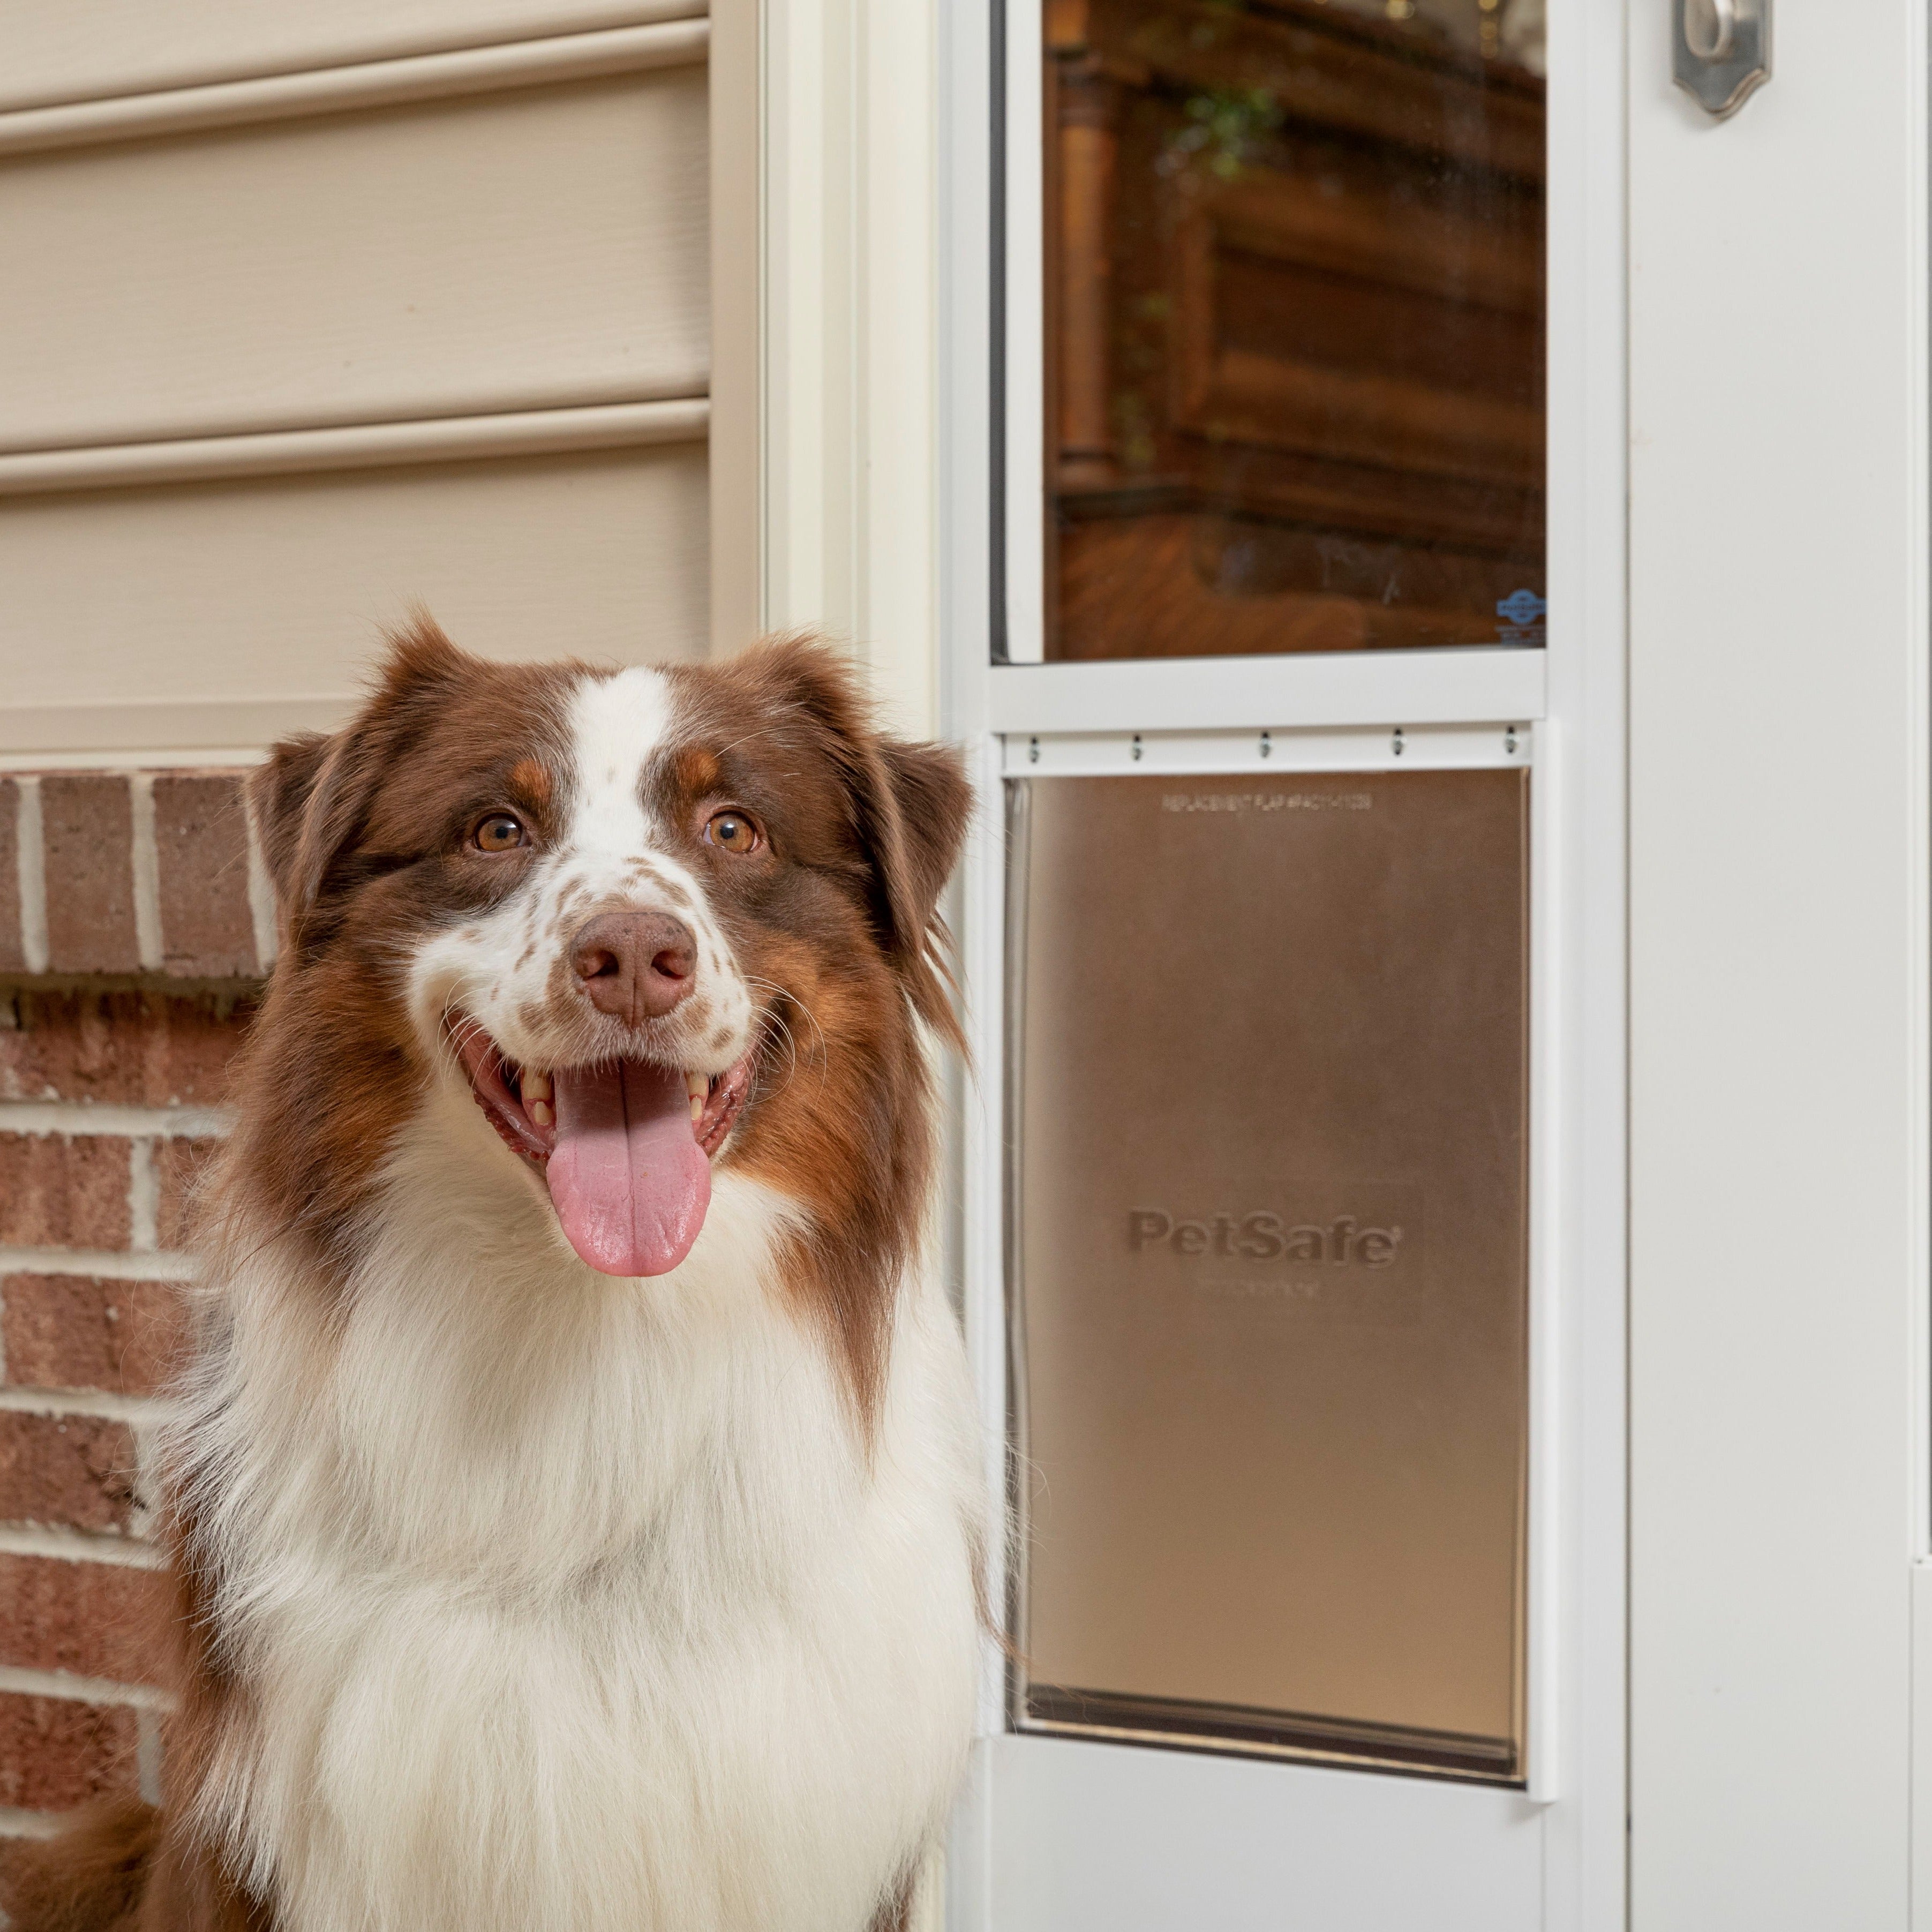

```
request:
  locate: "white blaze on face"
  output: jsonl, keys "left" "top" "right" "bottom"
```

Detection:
{"left": 554, "top": 667, "right": 755, "bottom": 1067}
{"left": 564, "top": 666, "right": 674, "bottom": 867}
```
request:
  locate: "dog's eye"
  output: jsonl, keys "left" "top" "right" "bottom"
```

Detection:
{"left": 705, "top": 809, "right": 761, "bottom": 856}
{"left": 472, "top": 813, "right": 527, "bottom": 853}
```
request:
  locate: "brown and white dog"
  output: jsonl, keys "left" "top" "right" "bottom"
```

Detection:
{"left": 2, "top": 622, "right": 986, "bottom": 1932}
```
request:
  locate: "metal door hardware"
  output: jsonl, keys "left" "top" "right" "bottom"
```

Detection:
{"left": 1674, "top": 0, "right": 1770, "bottom": 119}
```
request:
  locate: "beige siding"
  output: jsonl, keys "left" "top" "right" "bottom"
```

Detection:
{"left": 0, "top": 11, "right": 716, "bottom": 752}
{"left": 0, "top": 446, "right": 708, "bottom": 747}
{"left": 0, "top": 1, "right": 702, "bottom": 112}
{"left": 0, "top": 71, "right": 707, "bottom": 453}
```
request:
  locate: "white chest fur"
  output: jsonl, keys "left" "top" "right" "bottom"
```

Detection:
{"left": 178, "top": 1138, "right": 985, "bottom": 1932}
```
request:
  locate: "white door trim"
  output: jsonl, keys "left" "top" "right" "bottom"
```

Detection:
{"left": 1629, "top": 0, "right": 1931, "bottom": 1922}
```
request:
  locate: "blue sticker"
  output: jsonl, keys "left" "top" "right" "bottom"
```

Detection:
{"left": 1496, "top": 589, "right": 1547, "bottom": 626}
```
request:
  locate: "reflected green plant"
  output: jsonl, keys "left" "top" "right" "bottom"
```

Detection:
{"left": 1160, "top": 87, "right": 1285, "bottom": 182}
{"left": 1111, "top": 388, "right": 1158, "bottom": 473}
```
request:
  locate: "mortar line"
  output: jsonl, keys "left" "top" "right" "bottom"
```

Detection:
{"left": 0, "top": 1103, "right": 231, "bottom": 1137}
{"left": 129, "top": 771, "right": 163, "bottom": 972}
{"left": 243, "top": 793, "right": 279, "bottom": 973}
{"left": 0, "top": 1385, "right": 176, "bottom": 1425}
{"left": 0, "top": 1249, "right": 194, "bottom": 1282}
{"left": 0, "top": 1663, "right": 173, "bottom": 1710}
{"left": 0, "top": 1523, "right": 166, "bottom": 1569}
{"left": 127, "top": 1137, "right": 159, "bottom": 1252}
{"left": 16, "top": 776, "right": 46, "bottom": 974}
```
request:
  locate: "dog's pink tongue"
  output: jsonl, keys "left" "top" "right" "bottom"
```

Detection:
{"left": 546, "top": 1062, "right": 710, "bottom": 1277}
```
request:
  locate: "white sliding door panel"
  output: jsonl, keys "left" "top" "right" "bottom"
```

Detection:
{"left": 0, "top": 1, "right": 705, "bottom": 114}
{"left": 1629, "top": 0, "right": 1928, "bottom": 1924}
{"left": 935, "top": 0, "right": 1626, "bottom": 1921}
{"left": 0, "top": 444, "right": 708, "bottom": 749}
{"left": 979, "top": 1734, "right": 1540, "bottom": 1932}
{"left": 0, "top": 69, "right": 708, "bottom": 453}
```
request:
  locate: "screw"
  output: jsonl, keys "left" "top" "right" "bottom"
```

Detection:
{"left": 1505, "top": 726, "right": 1518, "bottom": 756}
{"left": 1392, "top": 727, "right": 1406, "bottom": 758}
{"left": 1131, "top": 734, "right": 1144, "bottom": 762}
{"left": 1259, "top": 731, "right": 1273, "bottom": 760}
{"left": 1028, "top": 736, "right": 1040, "bottom": 764}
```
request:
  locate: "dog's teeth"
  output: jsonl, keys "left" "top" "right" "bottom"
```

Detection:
{"left": 683, "top": 1071, "right": 706, "bottom": 1100}
{"left": 529, "top": 1099, "right": 554, "bottom": 1130}
{"left": 523, "top": 1070, "right": 553, "bottom": 1104}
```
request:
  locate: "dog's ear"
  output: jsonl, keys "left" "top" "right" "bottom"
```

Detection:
{"left": 246, "top": 617, "right": 470, "bottom": 957}
{"left": 741, "top": 635, "right": 973, "bottom": 1040}
{"left": 246, "top": 731, "right": 333, "bottom": 944}
{"left": 872, "top": 734, "right": 972, "bottom": 1027}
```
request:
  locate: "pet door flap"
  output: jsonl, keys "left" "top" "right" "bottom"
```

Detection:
{"left": 1009, "top": 766, "right": 1530, "bottom": 1780}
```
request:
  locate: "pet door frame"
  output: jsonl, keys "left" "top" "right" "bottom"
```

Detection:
{"left": 936, "top": 0, "right": 1629, "bottom": 1924}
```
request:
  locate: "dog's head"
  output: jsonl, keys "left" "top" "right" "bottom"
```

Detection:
{"left": 238, "top": 620, "right": 968, "bottom": 1373}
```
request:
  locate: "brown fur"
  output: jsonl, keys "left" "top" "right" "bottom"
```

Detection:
{"left": 505, "top": 757, "right": 552, "bottom": 809}
{"left": 1, "top": 1800, "right": 158, "bottom": 1930}
{"left": 656, "top": 639, "right": 969, "bottom": 1414}
{"left": 220, "top": 622, "right": 583, "bottom": 1274}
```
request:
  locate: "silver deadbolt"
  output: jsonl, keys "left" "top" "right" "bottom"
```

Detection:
{"left": 1683, "top": 0, "right": 1734, "bottom": 60}
{"left": 1674, "top": 0, "right": 1770, "bottom": 119}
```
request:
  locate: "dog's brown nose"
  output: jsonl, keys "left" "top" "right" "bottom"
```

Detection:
{"left": 571, "top": 911, "right": 696, "bottom": 1025}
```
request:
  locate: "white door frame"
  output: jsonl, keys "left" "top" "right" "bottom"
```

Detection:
{"left": 1628, "top": 2, "right": 1931, "bottom": 1925}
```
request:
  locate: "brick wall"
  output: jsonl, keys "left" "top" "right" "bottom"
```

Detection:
{"left": 0, "top": 771, "right": 264, "bottom": 1841}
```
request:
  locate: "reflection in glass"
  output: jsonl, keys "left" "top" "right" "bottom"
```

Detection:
{"left": 1009, "top": 769, "right": 1530, "bottom": 1778}
{"left": 1042, "top": 0, "right": 1547, "bottom": 657}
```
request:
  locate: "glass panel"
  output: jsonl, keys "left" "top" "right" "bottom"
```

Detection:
{"left": 1010, "top": 768, "right": 1529, "bottom": 1779}
{"left": 1040, "top": 0, "right": 1546, "bottom": 659}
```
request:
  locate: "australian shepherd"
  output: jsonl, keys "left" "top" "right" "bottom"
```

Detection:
{"left": 3, "top": 622, "right": 986, "bottom": 1931}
